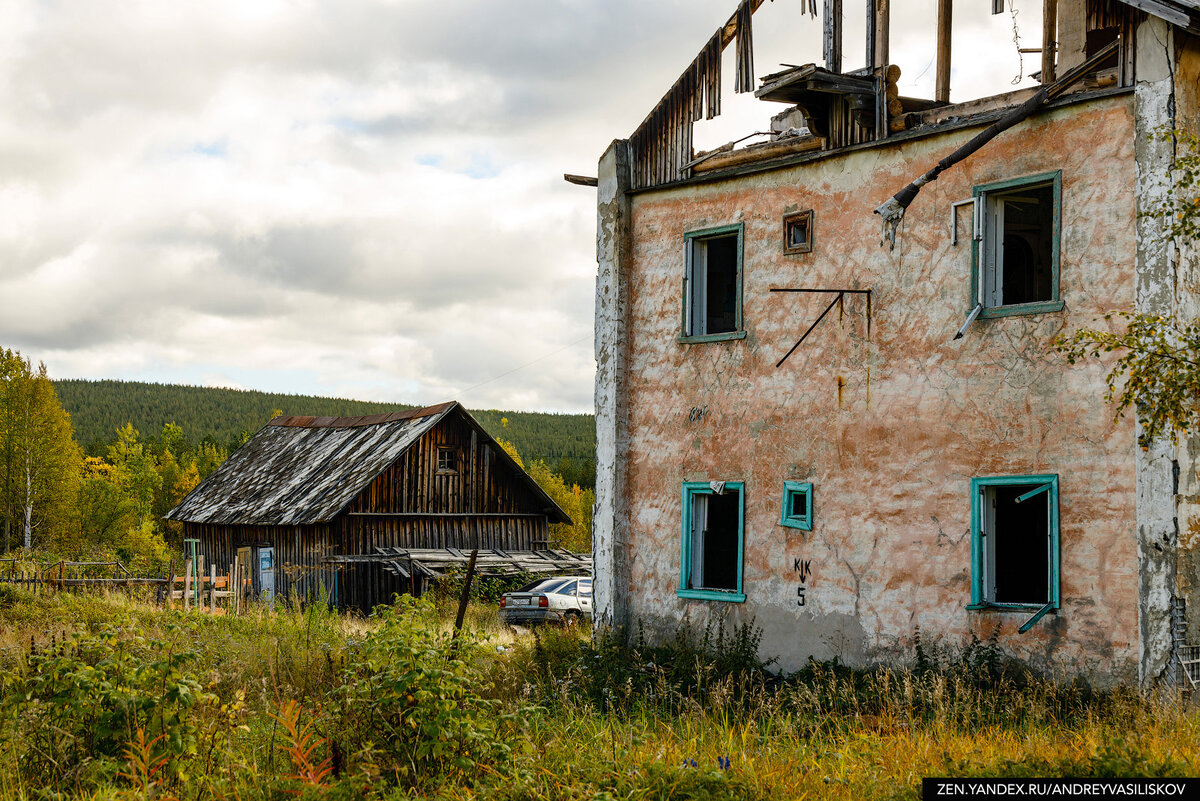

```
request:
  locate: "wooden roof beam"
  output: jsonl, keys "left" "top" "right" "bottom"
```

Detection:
{"left": 720, "top": 0, "right": 769, "bottom": 47}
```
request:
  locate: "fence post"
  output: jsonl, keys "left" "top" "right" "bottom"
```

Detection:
{"left": 183, "top": 559, "right": 193, "bottom": 611}
{"left": 453, "top": 549, "right": 479, "bottom": 636}
{"left": 231, "top": 556, "right": 240, "bottom": 615}
{"left": 58, "top": 560, "right": 64, "bottom": 592}
{"left": 209, "top": 564, "right": 216, "bottom": 614}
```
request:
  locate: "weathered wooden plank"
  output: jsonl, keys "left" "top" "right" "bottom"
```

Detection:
{"left": 936, "top": 0, "right": 953, "bottom": 102}
{"left": 1042, "top": 0, "right": 1058, "bottom": 83}
{"left": 824, "top": 0, "right": 843, "bottom": 74}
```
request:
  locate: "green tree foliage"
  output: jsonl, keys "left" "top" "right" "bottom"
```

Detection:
{"left": 525, "top": 459, "right": 595, "bottom": 551}
{"left": 0, "top": 349, "right": 81, "bottom": 552}
{"left": 55, "top": 379, "right": 597, "bottom": 487}
{"left": 1056, "top": 313, "right": 1200, "bottom": 448}
{"left": 497, "top": 438, "right": 593, "bottom": 551}
{"left": 74, "top": 422, "right": 226, "bottom": 572}
{"left": 1055, "top": 129, "right": 1200, "bottom": 446}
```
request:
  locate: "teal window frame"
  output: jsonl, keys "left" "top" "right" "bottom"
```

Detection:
{"left": 780, "top": 481, "right": 814, "bottom": 531}
{"left": 969, "top": 171, "right": 1064, "bottom": 320}
{"left": 968, "top": 474, "right": 1061, "bottom": 612}
{"left": 679, "top": 481, "right": 746, "bottom": 603}
{"left": 679, "top": 223, "right": 746, "bottom": 344}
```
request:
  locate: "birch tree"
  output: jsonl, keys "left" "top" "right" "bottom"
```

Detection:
{"left": 1056, "top": 129, "right": 1200, "bottom": 446}
{"left": 0, "top": 350, "right": 80, "bottom": 552}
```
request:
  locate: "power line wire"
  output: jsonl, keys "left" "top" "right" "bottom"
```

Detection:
{"left": 456, "top": 335, "right": 591, "bottom": 397}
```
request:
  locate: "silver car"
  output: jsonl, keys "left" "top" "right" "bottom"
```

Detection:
{"left": 499, "top": 576, "right": 593, "bottom": 626}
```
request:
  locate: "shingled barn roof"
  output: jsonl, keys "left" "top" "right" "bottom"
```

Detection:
{"left": 165, "top": 401, "right": 571, "bottom": 526}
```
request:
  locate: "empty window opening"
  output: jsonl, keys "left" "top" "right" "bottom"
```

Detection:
{"left": 689, "top": 490, "right": 740, "bottom": 591}
{"left": 437, "top": 447, "right": 457, "bottom": 473}
{"left": 790, "top": 493, "right": 805, "bottom": 517}
{"left": 985, "top": 484, "right": 1049, "bottom": 604}
{"left": 967, "top": 172, "right": 1062, "bottom": 322}
{"left": 971, "top": 475, "right": 1059, "bottom": 610}
{"left": 783, "top": 210, "right": 814, "bottom": 255}
{"left": 684, "top": 225, "right": 743, "bottom": 340}
{"left": 984, "top": 182, "right": 1054, "bottom": 307}
{"left": 1086, "top": 27, "right": 1121, "bottom": 68}
{"left": 680, "top": 481, "right": 745, "bottom": 601}
{"left": 780, "top": 480, "right": 814, "bottom": 531}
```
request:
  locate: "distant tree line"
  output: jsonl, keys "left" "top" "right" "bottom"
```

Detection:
{"left": 0, "top": 364, "right": 597, "bottom": 570}
{"left": 55, "top": 379, "right": 596, "bottom": 488}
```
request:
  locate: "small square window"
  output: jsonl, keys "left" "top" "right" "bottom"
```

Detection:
{"left": 782, "top": 210, "right": 814, "bottom": 255}
{"left": 681, "top": 225, "right": 744, "bottom": 342}
{"left": 970, "top": 172, "right": 1063, "bottom": 319}
{"left": 969, "top": 475, "right": 1060, "bottom": 611}
{"left": 780, "top": 481, "right": 813, "bottom": 531}
{"left": 679, "top": 481, "right": 745, "bottom": 602}
{"left": 436, "top": 447, "right": 457, "bottom": 473}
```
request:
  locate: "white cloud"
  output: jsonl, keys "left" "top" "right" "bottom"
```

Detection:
{"left": 0, "top": 0, "right": 1047, "bottom": 414}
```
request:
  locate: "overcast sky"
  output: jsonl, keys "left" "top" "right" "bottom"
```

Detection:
{"left": 0, "top": 0, "right": 1043, "bottom": 414}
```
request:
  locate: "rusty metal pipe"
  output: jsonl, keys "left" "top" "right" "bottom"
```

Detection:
{"left": 874, "top": 39, "right": 1118, "bottom": 248}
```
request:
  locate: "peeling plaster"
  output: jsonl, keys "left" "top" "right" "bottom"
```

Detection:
{"left": 594, "top": 140, "right": 633, "bottom": 630}
{"left": 1134, "top": 16, "right": 1181, "bottom": 687}
{"left": 609, "top": 98, "right": 1143, "bottom": 681}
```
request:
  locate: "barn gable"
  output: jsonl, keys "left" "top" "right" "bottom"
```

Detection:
{"left": 166, "top": 401, "right": 569, "bottom": 527}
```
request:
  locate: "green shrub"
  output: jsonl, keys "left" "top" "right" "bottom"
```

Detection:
{"left": 0, "top": 620, "right": 218, "bottom": 789}
{"left": 430, "top": 567, "right": 538, "bottom": 605}
{"left": 330, "top": 596, "right": 509, "bottom": 788}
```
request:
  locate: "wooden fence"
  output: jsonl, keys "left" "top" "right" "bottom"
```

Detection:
{"left": 0, "top": 557, "right": 253, "bottom": 615}
{"left": 165, "top": 556, "right": 252, "bottom": 614}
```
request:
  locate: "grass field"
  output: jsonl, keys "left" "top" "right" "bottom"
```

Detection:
{"left": 0, "top": 587, "right": 1196, "bottom": 800}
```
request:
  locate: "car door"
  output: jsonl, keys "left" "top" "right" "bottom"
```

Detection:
{"left": 578, "top": 579, "right": 593, "bottom": 616}
{"left": 553, "top": 580, "right": 578, "bottom": 611}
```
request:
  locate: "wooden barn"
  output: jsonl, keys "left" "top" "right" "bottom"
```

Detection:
{"left": 165, "top": 401, "right": 572, "bottom": 612}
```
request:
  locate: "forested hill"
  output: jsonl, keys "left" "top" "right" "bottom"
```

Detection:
{"left": 55, "top": 379, "right": 596, "bottom": 486}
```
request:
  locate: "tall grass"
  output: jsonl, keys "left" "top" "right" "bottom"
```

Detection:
{"left": 0, "top": 588, "right": 1195, "bottom": 800}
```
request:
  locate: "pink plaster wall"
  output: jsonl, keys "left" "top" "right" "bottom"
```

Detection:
{"left": 622, "top": 95, "right": 1139, "bottom": 680}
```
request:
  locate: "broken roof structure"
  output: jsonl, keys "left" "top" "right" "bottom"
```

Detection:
{"left": 592, "top": 0, "right": 1200, "bottom": 688}
{"left": 168, "top": 402, "right": 568, "bottom": 527}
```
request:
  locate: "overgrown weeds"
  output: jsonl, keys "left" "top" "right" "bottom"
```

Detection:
{"left": 0, "top": 592, "right": 1196, "bottom": 800}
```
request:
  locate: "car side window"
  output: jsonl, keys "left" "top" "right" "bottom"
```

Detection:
{"left": 557, "top": 581, "right": 578, "bottom": 596}
{"left": 579, "top": 580, "right": 593, "bottom": 597}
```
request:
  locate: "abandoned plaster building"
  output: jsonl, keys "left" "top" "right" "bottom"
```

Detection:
{"left": 166, "top": 401, "right": 571, "bottom": 613}
{"left": 592, "top": 0, "right": 1200, "bottom": 686}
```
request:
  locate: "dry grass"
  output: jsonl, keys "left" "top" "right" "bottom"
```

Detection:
{"left": 0, "top": 589, "right": 1196, "bottom": 801}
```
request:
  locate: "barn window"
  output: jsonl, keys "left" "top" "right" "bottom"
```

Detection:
{"left": 681, "top": 224, "right": 745, "bottom": 343}
{"left": 780, "top": 481, "right": 813, "bottom": 531}
{"left": 968, "top": 172, "right": 1063, "bottom": 321}
{"left": 437, "top": 447, "right": 457, "bottom": 473}
{"left": 782, "top": 210, "right": 814, "bottom": 255}
{"left": 969, "top": 475, "right": 1060, "bottom": 627}
{"left": 679, "top": 481, "right": 746, "bottom": 602}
